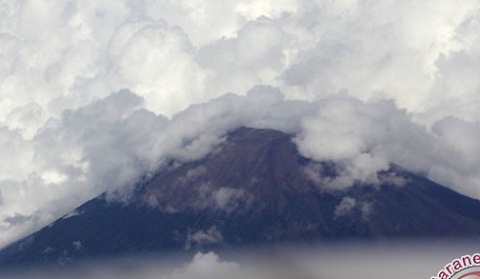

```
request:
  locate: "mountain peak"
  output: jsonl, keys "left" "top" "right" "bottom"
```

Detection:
{"left": 2, "top": 127, "right": 480, "bottom": 267}
{"left": 141, "top": 127, "right": 315, "bottom": 212}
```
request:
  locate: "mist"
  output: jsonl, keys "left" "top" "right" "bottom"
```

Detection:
{"left": 2, "top": 0, "right": 480, "bottom": 249}
{"left": 1, "top": 241, "right": 478, "bottom": 279}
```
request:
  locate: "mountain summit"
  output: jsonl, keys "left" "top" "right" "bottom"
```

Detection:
{"left": 2, "top": 127, "right": 480, "bottom": 266}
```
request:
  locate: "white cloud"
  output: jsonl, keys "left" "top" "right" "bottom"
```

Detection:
{"left": 2, "top": 244, "right": 477, "bottom": 279}
{"left": 213, "top": 187, "right": 247, "bottom": 211}
{"left": 185, "top": 227, "right": 223, "bottom": 250}
{"left": 334, "top": 197, "right": 357, "bottom": 218}
{"left": 167, "top": 252, "right": 246, "bottom": 279}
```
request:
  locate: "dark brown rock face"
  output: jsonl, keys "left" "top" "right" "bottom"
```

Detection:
{"left": 141, "top": 127, "right": 316, "bottom": 211}
{"left": 2, "top": 127, "right": 480, "bottom": 268}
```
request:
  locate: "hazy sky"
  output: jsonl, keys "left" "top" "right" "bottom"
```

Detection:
{"left": 1, "top": 0, "right": 480, "bottom": 248}
{"left": 3, "top": 242, "right": 479, "bottom": 279}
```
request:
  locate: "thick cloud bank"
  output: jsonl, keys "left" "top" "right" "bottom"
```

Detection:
{"left": 2, "top": 0, "right": 480, "bottom": 248}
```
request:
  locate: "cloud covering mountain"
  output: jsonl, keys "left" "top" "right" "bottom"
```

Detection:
{"left": 2, "top": 0, "right": 480, "bottom": 249}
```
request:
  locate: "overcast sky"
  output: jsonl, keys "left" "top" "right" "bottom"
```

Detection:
{"left": 1, "top": 0, "right": 480, "bottom": 249}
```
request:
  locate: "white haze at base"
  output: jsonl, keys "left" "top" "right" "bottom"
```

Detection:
{"left": 1, "top": 0, "right": 480, "bottom": 248}
{"left": 2, "top": 243, "right": 478, "bottom": 279}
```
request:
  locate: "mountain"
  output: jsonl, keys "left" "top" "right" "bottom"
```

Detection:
{"left": 2, "top": 127, "right": 480, "bottom": 267}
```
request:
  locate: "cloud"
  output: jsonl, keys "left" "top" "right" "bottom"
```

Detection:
{"left": 334, "top": 197, "right": 357, "bottom": 218}
{"left": 295, "top": 97, "right": 414, "bottom": 188}
{"left": 294, "top": 96, "right": 480, "bottom": 198}
{"left": 168, "top": 252, "right": 244, "bottom": 279}
{"left": 213, "top": 187, "right": 247, "bottom": 211}
{"left": 2, "top": 0, "right": 480, "bottom": 249}
{"left": 0, "top": 86, "right": 311, "bottom": 248}
{"left": 2, "top": 243, "right": 478, "bottom": 279}
{"left": 185, "top": 227, "right": 224, "bottom": 250}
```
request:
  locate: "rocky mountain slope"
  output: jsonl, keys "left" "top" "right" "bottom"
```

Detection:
{"left": 2, "top": 127, "right": 480, "bottom": 267}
